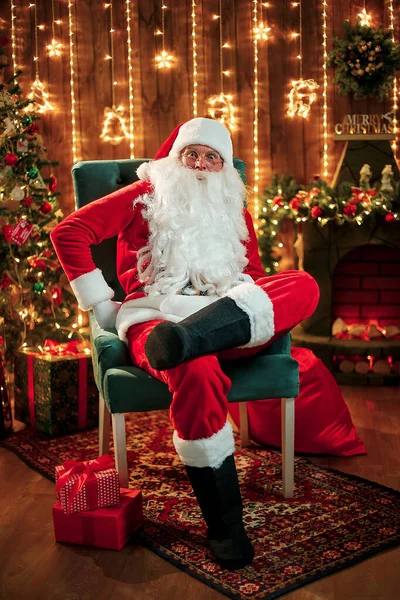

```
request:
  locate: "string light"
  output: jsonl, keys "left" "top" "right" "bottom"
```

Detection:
{"left": 68, "top": 1, "right": 79, "bottom": 163}
{"left": 191, "top": 0, "right": 198, "bottom": 116}
{"left": 322, "top": 0, "right": 329, "bottom": 178}
{"left": 10, "top": 2, "right": 17, "bottom": 74}
{"left": 207, "top": 0, "right": 236, "bottom": 132}
{"left": 125, "top": 0, "right": 135, "bottom": 157}
{"left": 47, "top": 0, "right": 63, "bottom": 57}
{"left": 287, "top": 1, "right": 319, "bottom": 118}
{"left": 100, "top": 1, "right": 131, "bottom": 145}
{"left": 155, "top": 4, "right": 175, "bottom": 68}
{"left": 388, "top": 0, "right": 398, "bottom": 165}
{"left": 252, "top": 0, "right": 260, "bottom": 229}
{"left": 27, "top": 2, "right": 54, "bottom": 113}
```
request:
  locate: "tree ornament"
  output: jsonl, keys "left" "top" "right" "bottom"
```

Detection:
{"left": 100, "top": 105, "right": 132, "bottom": 145}
{"left": 31, "top": 172, "right": 46, "bottom": 189}
{"left": 4, "top": 153, "right": 18, "bottom": 166}
{"left": 10, "top": 185, "right": 25, "bottom": 201}
{"left": 51, "top": 286, "right": 62, "bottom": 305}
{"left": 39, "top": 201, "right": 52, "bottom": 215}
{"left": 48, "top": 174, "right": 58, "bottom": 193}
{"left": 16, "top": 139, "right": 29, "bottom": 154}
{"left": 33, "top": 282, "right": 45, "bottom": 294}
{"left": 287, "top": 79, "right": 319, "bottom": 118}
{"left": 2, "top": 225, "right": 13, "bottom": 242}
{"left": 22, "top": 115, "right": 33, "bottom": 126}
{"left": 381, "top": 165, "right": 394, "bottom": 192}
{"left": 23, "top": 196, "right": 33, "bottom": 207}
{"left": 27, "top": 167, "right": 39, "bottom": 179}
{"left": 26, "top": 123, "right": 40, "bottom": 136}
{"left": 1, "top": 117, "right": 15, "bottom": 138}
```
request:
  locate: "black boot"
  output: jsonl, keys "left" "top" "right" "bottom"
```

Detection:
{"left": 185, "top": 455, "right": 254, "bottom": 570}
{"left": 145, "top": 297, "right": 251, "bottom": 370}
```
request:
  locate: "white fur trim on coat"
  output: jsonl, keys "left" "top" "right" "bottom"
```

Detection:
{"left": 136, "top": 162, "right": 151, "bottom": 181}
{"left": 225, "top": 282, "right": 275, "bottom": 348}
{"left": 169, "top": 118, "right": 233, "bottom": 166}
{"left": 70, "top": 268, "right": 114, "bottom": 311}
{"left": 173, "top": 421, "right": 235, "bottom": 468}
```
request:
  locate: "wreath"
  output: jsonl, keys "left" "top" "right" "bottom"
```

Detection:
{"left": 326, "top": 20, "right": 400, "bottom": 100}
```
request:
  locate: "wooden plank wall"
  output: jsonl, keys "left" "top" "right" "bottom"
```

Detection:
{"left": 0, "top": 0, "right": 398, "bottom": 216}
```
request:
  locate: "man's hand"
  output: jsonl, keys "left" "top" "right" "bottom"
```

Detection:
{"left": 93, "top": 299, "right": 120, "bottom": 329}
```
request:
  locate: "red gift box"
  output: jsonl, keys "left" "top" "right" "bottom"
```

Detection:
{"left": 53, "top": 488, "right": 143, "bottom": 550}
{"left": 55, "top": 454, "right": 120, "bottom": 515}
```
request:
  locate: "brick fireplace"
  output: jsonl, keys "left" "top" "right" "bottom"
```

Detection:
{"left": 291, "top": 220, "right": 400, "bottom": 385}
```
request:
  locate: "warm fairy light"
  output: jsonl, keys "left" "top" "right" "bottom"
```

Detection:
{"left": 322, "top": 0, "right": 329, "bottom": 178}
{"left": 47, "top": 0, "right": 63, "bottom": 57}
{"left": 252, "top": 0, "right": 260, "bottom": 229}
{"left": 125, "top": 0, "right": 135, "bottom": 157}
{"left": 155, "top": 3, "right": 175, "bottom": 69}
{"left": 10, "top": 2, "right": 18, "bottom": 74}
{"left": 388, "top": 0, "right": 398, "bottom": 165}
{"left": 191, "top": 0, "right": 198, "bottom": 116}
{"left": 26, "top": 2, "right": 54, "bottom": 113}
{"left": 358, "top": 7, "right": 372, "bottom": 27}
{"left": 68, "top": 1, "right": 79, "bottom": 163}
{"left": 100, "top": 2, "right": 132, "bottom": 145}
{"left": 207, "top": 0, "right": 237, "bottom": 132}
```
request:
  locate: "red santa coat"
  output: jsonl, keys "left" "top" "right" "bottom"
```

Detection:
{"left": 50, "top": 180, "right": 266, "bottom": 339}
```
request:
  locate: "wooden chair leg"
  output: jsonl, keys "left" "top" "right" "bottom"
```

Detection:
{"left": 239, "top": 402, "right": 249, "bottom": 447}
{"left": 99, "top": 393, "right": 111, "bottom": 456}
{"left": 281, "top": 397, "right": 295, "bottom": 499}
{"left": 112, "top": 413, "right": 129, "bottom": 488}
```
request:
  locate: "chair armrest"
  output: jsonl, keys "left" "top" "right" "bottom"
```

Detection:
{"left": 89, "top": 311, "right": 131, "bottom": 394}
{"left": 260, "top": 332, "right": 291, "bottom": 356}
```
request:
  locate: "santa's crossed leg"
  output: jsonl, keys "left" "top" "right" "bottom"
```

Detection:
{"left": 51, "top": 117, "right": 319, "bottom": 570}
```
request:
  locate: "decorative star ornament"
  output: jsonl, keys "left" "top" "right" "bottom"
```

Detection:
{"left": 155, "top": 50, "right": 175, "bottom": 69}
{"left": 287, "top": 78, "right": 319, "bottom": 119}
{"left": 207, "top": 93, "right": 237, "bottom": 132}
{"left": 357, "top": 8, "right": 372, "bottom": 27}
{"left": 47, "top": 38, "right": 63, "bottom": 57}
{"left": 253, "top": 21, "right": 271, "bottom": 41}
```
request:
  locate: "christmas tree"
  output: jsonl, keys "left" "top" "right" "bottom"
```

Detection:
{"left": 0, "top": 37, "right": 78, "bottom": 359}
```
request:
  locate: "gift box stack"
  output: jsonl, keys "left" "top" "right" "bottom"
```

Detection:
{"left": 14, "top": 339, "right": 98, "bottom": 436}
{"left": 53, "top": 454, "right": 143, "bottom": 550}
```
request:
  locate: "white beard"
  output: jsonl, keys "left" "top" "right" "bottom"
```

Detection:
{"left": 136, "top": 156, "right": 249, "bottom": 297}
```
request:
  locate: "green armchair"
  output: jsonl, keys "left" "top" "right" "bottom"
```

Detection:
{"left": 71, "top": 158, "right": 299, "bottom": 498}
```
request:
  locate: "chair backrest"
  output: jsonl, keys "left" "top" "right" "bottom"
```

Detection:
{"left": 72, "top": 158, "right": 246, "bottom": 301}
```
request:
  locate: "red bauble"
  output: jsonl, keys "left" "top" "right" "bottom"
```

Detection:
{"left": 272, "top": 195, "right": 284, "bottom": 207}
{"left": 0, "top": 276, "right": 11, "bottom": 289}
{"left": 311, "top": 206, "right": 324, "bottom": 219}
{"left": 23, "top": 196, "right": 33, "bottom": 207}
{"left": 289, "top": 197, "right": 301, "bottom": 211}
{"left": 51, "top": 287, "right": 62, "bottom": 305}
{"left": 2, "top": 225, "right": 13, "bottom": 242}
{"left": 343, "top": 203, "right": 357, "bottom": 217}
{"left": 40, "top": 201, "right": 52, "bottom": 214}
{"left": 26, "top": 123, "right": 40, "bottom": 135}
{"left": 385, "top": 212, "right": 395, "bottom": 223}
{"left": 48, "top": 175, "right": 58, "bottom": 193}
{"left": 4, "top": 153, "right": 18, "bottom": 166}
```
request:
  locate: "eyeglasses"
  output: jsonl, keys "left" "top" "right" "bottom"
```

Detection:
{"left": 180, "top": 149, "right": 224, "bottom": 168}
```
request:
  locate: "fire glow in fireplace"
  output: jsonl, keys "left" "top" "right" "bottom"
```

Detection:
{"left": 292, "top": 221, "right": 400, "bottom": 385}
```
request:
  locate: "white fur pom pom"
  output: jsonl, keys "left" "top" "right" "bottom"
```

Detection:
{"left": 136, "top": 162, "right": 151, "bottom": 181}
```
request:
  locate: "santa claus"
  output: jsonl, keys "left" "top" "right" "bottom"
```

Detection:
{"left": 51, "top": 117, "right": 319, "bottom": 569}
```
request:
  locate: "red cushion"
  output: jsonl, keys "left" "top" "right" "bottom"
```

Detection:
{"left": 229, "top": 347, "right": 366, "bottom": 456}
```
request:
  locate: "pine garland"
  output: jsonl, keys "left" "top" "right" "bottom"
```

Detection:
{"left": 326, "top": 20, "right": 400, "bottom": 100}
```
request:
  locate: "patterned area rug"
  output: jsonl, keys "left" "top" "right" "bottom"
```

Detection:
{"left": 2, "top": 411, "right": 400, "bottom": 600}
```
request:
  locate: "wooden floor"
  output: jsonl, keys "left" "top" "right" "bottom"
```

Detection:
{"left": 1, "top": 385, "right": 399, "bottom": 600}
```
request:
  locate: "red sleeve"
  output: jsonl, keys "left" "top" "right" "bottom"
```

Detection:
{"left": 51, "top": 181, "right": 151, "bottom": 281}
{"left": 242, "top": 208, "right": 266, "bottom": 281}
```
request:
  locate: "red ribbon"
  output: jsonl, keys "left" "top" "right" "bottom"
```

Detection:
{"left": 42, "top": 339, "right": 85, "bottom": 356}
{"left": 56, "top": 454, "right": 114, "bottom": 515}
{"left": 27, "top": 354, "right": 36, "bottom": 429}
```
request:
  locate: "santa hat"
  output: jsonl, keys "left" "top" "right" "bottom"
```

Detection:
{"left": 137, "top": 118, "right": 233, "bottom": 182}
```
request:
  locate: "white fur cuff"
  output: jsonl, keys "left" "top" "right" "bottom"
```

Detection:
{"left": 70, "top": 268, "right": 115, "bottom": 311}
{"left": 225, "top": 282, "right": 275, "bottom": 348}
{"left": 173, "top": 421, "right": 235, "bottom": 468}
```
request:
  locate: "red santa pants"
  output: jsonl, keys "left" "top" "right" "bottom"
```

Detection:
{"left": 126, "top": 271, "right": 319, "bottom": 467}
